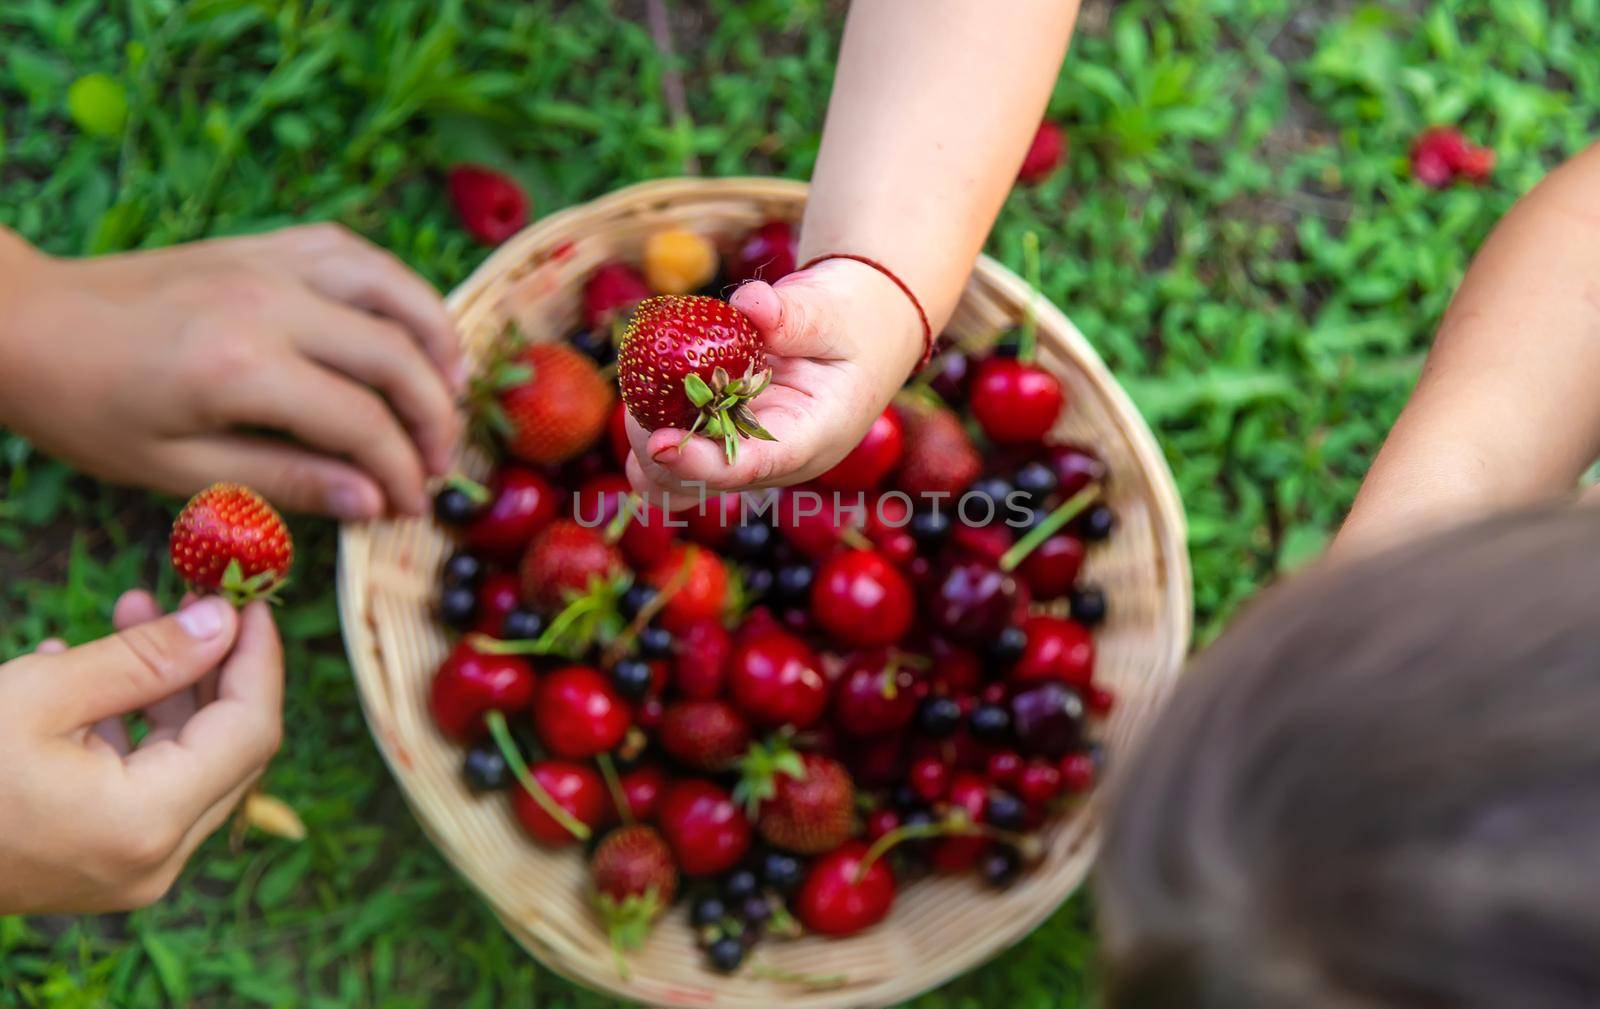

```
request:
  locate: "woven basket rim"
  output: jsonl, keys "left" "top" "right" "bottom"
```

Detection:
{"left": 337, "top": 176, "right": 1191, "bottom": 1009}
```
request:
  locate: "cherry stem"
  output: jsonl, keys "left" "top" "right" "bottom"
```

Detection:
{"left": 999, "top": 483, "right": 1102, "bottom": 573}
{"left": 444, "top": 473, "right": 491, "bottom": 505}
{"left": 486, "top": 710, "right": 591, "bottom": 842}
{"left": 596, "top": 752, "right": 633, "bottom": 827}
{"left": 854, "top": 814, "right": 1034, "bottom": 884}
{"left": 1018, "top": 231, "right": 1041, "bottom": 365}
{"left": 603, "top": 493, "right": 638, "bottom": 543}
{"left": 600, "top": 557, "right": 687, "bottom": 669}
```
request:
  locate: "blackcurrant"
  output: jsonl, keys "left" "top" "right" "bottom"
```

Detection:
{"left": 741, "top": 895, "right": 772, "bottom": 927}
{"left": 708, "top": 935, "right": 745, "bottom": 973}
{"left": 1069, "top": 585, "right": 1108, "bottom": 626}
{"left": 637, "top": 625, "right": 674, "bottom": 658}
{"left": 761, "top": 851, "right": 804, "bottom": 894}
{"left": 728, "top": 521, "right": 773, "bottom": 560}
{"left": 440, "top": 551, "right": 484, "bottom": 588}
{"left": 743, "top": 567, "right": 775, "bottom": 599}
{"left": 969, "top": 703, "right": 1012, "bottom": 741}
{"left": 619, "top": 584, "right": 658, "bottom": 620}
{"left": 1079, "top": 503, "right": 1116, "bottom": 541}
{"left": 986, "top": 790, "right": 1026, "bottom": 831}
{"left": 917, "top": 696, "right": 962, "bottom": 737}
{"left": 981, "top": 845, "right": 1022, "bottom": 888}
{"left": 722, "top": 868, "right": 759, "bottom": 903}
{"left": 691, "top": 894, "right": 727, "bottom": 929}
{"left": 908, "top": 509, "right": 952, "bottom": 545}
{"left": 438, "top": 585, "right": 478, "bottom": 630}
{"left": 773, "top": 564, "right": 814, "bottom": 605}
{"left": 570, "top": 327, "right": 615, "bottom": 365}
{"left": 989, "top": 625, "right": 1028, "bottom": 665}
{"left": 462, "top": 743, "right": 510, "bottom": 792}
{"left": 501, "top": 607, "right": 545, "bottom": 641}
{"left": 433, "top": 486, "right": 481, "bottom": 526}
{"left": 1013, "top": 461, "right": 1059, "bottom": 504}
{"left": 611, "top": 659, "right": 654, "bottom": 701}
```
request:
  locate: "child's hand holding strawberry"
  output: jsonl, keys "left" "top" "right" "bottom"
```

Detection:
{"left": 625, "top": 0, "right": 1078, "bottom": 498}
{"left": 0, "top": 590, "right": 282, "bottom": 913}
{"left": 0, "top": 223, "right": 461, "bottom": 518}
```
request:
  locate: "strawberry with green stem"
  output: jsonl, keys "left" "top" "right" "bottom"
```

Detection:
{"left": 170, "top": 483, "right": 294, "bottom": 605}
{"left": 470, "top": 335, "right": 613, "bottom": 466}
{"left": 736, "top": 737, "right": 856, "bottom": 855}
{"left": 590, "top": 825, "right": 679, "bottom": 974}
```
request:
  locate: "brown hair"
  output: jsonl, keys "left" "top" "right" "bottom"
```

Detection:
{"left": 1097, "top": 505, "right": 1600, "bottom": 1009}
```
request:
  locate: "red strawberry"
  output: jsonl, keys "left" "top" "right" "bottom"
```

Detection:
{"left": 512, "top": 760, "right": 607, "bottom": 846}
{"left": 646, "top": 544, "right": 727, "bottom": 632}
{"left": 584, "top": 262, "right": 651, "bottom": 329}
{"left": 534, "top": 665, "right": 631, "bottom": 759}
{"left": 816, "top": 406, "right": 904, "bottom": 492}
{"left": 1412, "top": 126, "right": 1495, "bottom": 188}
{"left": 520, "top": 520, "right": 624, "bottom": 611}
{"left": 170, "top": 483, "right": 293, "bottom": 605}
{"left": 1017, "top": 121, "right": 1067, "bottom": 184}
{"left": 590, "top": 825, "right": 678, "bottom": 952}
{"left": 729, "top": 629, "right": 829, "bottom": 729}
{"left": 617, "top": 295, "right": 774, "bottom": 462}
{"left": 657, "top": 780, "right": 752, "bottom": 877}
{"left": 428, "top": 640, "right": 536, "bottom": 741}
{"left": 498, "top": 344, "right": 614, "bottom": 465}
{"left": 894, "top": 400, "right": 980, "bottom": 498}
{"left": 672, "top": 617, "right": 732, "bottom": 699}
{"left": 727, "top": 220, "right": 797, "bottom": 285}
{"left": 659, "top": 700, "right": 751, "bottom": 771}
{"left": 794, "top": 842, "right": 895, "bottom": 936}
{"left": 463, "top": 467, "right": 559, "bottom": 559}
{"left": 738, "top": 745, "right": 856, "bottom": 855}
{"left": 447, "top": 164, "right": 529, "bottom": 245}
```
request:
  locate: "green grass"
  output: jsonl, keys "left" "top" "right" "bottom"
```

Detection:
{"left": 1, "top": 0, "right": 1595, "bottom": 1005}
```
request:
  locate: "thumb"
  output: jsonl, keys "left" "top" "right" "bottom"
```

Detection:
{"left": 730, "top": 275, "right": 833, "bottom": 358}
{"left": 36, "top": 597, "right": 240, "bottom": 727}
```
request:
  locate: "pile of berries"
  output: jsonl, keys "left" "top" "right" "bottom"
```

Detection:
{"left": 427, "top": 219, "right": 1116, "bottom": 977}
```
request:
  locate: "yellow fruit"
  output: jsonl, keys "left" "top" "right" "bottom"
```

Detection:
{"left": 643, "top": 229, "right": 719, "bottom": 295}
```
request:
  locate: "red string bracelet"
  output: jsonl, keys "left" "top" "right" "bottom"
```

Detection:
{"left": 800, "top": 253, "right": 935, "bottom": 369}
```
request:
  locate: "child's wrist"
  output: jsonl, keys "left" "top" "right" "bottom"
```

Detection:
{"left": 0, "top": 231, "right": 62, "bottom": 431}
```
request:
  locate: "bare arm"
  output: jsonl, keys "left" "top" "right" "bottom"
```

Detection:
{"left": 1337, "top": 142, "right": 1600, "bottom": 554}
{"left": 629, "top": 0, "right": 1079, "bottom": 495}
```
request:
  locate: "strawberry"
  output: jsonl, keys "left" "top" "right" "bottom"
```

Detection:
{"left": 617, "top": 295, "right": 774, "bottom": 463}
{"left": 1412, "top": 126, "right": 1495, "bottom": 188}
{"left": 447, "top": 165, "right": 529, "bottom": 245}
{"left": 893, "top": 399, "right": 980, "bottom": 498}
{"left": 590, "top": 825, "right": 679, "bottom": 954}
{"left": 519, "top": 520, "right": 623, "bottom": 612}
{"left": 646, "top": 544, "right": 728, "bottom": 633}
{"left": 170, "top": 483, "right": 293, "bottom": 605}
{"left": 737, "top": 742, "right": 856, "bottom": 855}
{"left": 660, "top": 700, "right": 751, "bottom": 771}
{"left": 584, "top": 262, "right": 651, "bottom": 329}
{"left": 672, "top": 617, "right": 732, "bottom": 699}
{"left": 486, "top": 343, "right": 613, "bottom": 466}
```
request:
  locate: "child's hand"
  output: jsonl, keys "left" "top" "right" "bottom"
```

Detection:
{"left": 0, "top": 592, "right": 282, "bottom": 914}
{"left": 624, "top": 258, "right": 923, "bottom": 498}
{"left": 0, "top": 224, "right": 461, "bottom": 518}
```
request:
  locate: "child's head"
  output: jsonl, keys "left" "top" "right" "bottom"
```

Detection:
{"left": 1097, "top": 506, "right": 1600, "bottom": 1009}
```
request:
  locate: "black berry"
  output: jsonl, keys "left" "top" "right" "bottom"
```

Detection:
{"left": 773, "top": 564, "right": 814, "bottom": 605}
{"left": 708, "top": 935, "right": 745, "bottom": 973}
{"left": 1013, "top": 461, "right": 1058, "bottom": 504}
{"left": 917, "top": 696, "right": 962, "bottom": 737}
{"left": 570, "top": 327, "right": 615, "bottom": 365}
{"left": 501, "top": 607, "right": 545, "bottom": 641}
{"left": 462, "top": 743, "right": 510, "bottom": 792}
{"left": 909, "top": 509, "right": 952, "bottom": 545}
{"left": 619, "top": 584, "right": 658, "bottom": 620}
{"left": 433, "top": 486, "right": 481, "bottom": 526}
{"left": 1079, "top": 503, "right": 1116, "bottom": 541}
{"left": 691, "top": 894, "right": 727, "bottom": 929}
{"left": 728, "top": 522, "right": 773, "bottom": 560}
{"left": 761, "top": 851, "right": 803, "bottom": 894}
{"left": 637, "top": 625, "right": 674, "bottom": 658}
{"left": 970, "top": 703, "right": 1012, "bottom": 741}
{"left": 1069, "top": 585, "right": 1108, "bottom": 626}
{"left": 981, "top": 845, "right": 1022, "bottom": 887}
{"left": 989, "top": 625, "right": 1028, "bottom": 665}
{"left": 441, "top": 551, "right": 484, "bottom": 588}
{"left": 438, "top": 585, "right": 478, "bottom": 630}
{"left": 986, "top": 790, "right": 1026, "bottom": 831}
{"left": 611, "top": 659, "right": 654, "bottom": 701}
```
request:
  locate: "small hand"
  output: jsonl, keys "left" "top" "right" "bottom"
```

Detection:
{"left": 0, "top": 224, "right": 461, "bottom": 518}
{"left": 0, "top": 592, "right": 283, "bottom": 913}
{"left": 624, "top": 258, "right": 922, "bottom": 500}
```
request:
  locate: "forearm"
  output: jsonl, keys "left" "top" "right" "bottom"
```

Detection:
{"left": 0, "top": 228, "right": 56, "bottom": 432}
{"left": 1338, "top": 142, "right": 1600, "bottom": 553}
{"left": 802, "top": 0, "right": 1079, "bottom": 333}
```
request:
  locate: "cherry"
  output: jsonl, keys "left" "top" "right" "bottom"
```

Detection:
{"left": 657, "top": 780, "right": 751, "bottom": 877}
{"left": 866, "top": 808, "right": 901, "bottom": 842}
{"left": 833, "top": 651, "right": 917, "bottom": 737}
{"left": 463, "top": 467, "right": 559, "bottom": 558}
{"left": 512, "top": 760, "right": 607, "bottom": 845}
{"left": 470, "top": 572, "right": 522, "bottom": 637}
{"left": 727, "top": 220, "right": 797, "bottom": 285}
{"left": 928, "top": 638, "right": 983, "bottom": 695}
{"left": 1010, "top": 681, "right": 1086, "bottom": 758}
{"left": 1016, "top": 760, "right": 1063, "bottom": 805}
{"left": 607, "top": 399, "right": 631, "bottom": 468}
{"left": 794, "top": 841, "right": 896, "bottom": 936}
{"left": 1047, "top": 443, "right": 1108, "bottom": 498}
{"left": 816, "top": 407, "right": 904, "bottom": 492}
{"left": 672, "top": 617, "right": 732, "bottom": 700}
{"left": 970, "top": 358, "right": 1063, "bottom": 445}
{"left": 613, "top": 764, "right": 667, "bottom": 822}
{"left": 681, "top": 493, "right": 742, "bottom": 548}
{"left": 930, "top": 772, "right": 989, "bottom": 871}
{"left": 647, "top": 545, "right": 728, "bottom": 633}
{"left": 1059, "top": 752, "right": 1095, "bottom": 793}
{"left": 1084, "top": 683, "right": 1116, "bottom": 716}
{"left": 729, "top": 629, "right": 829, "bottom": 729}
{"left": 986, "top": 750, "right": 1024, "bottom": 787}
{"left": 843, "top": 734, "right": 908, "bottom": 789}
{"left": 909, "top": 756, "right": 951, "bottom": 802}
{"left": 926, "top": 349, "right": 972, "bottom": 405}
{"left": 582, "top": 261, "right": 650, "bottom": 329}
{"left": 950, "top": 523, "right": 1014, "bottom": 565}
{"left": 428, "top": 641, "right": 536, "bottom": 741}
{"left": 619, "top": 501, "right": 679, "bottom": 570}
{"left": 533, "top": 665, "right": 630, "bottom": 759}
{"left": 810, "top": 549, "right": 915, "bottom": 649}
{"left": 572, "top": 473, "right": 630, "bottom": 529}
{"left": 775, "top": 487, "right": 856, "bottom": 561}
{"left": 923, "top": 557, "right": 1018, "bottom": 645}
{"left": 1010, "top": 614, "right": 1095, "bottom": 686}
{"left": 1017, "top": 533, "right": 1086, "bottom": 600}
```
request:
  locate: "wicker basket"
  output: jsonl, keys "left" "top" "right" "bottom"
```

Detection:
{"left": 337, "top": 177, "right": 1191, "bottom": 1008}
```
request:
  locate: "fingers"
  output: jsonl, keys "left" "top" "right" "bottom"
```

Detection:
{"left": 281, "top": 291, "right": 461, "bottom": 475}
{"left": 128, "top": 602, "right": 283, "bottom": 824}
{"left": 33, "top": 598, "right": 239, "bottom": 727}
{"left": 624, "top": 383, "right": 826, "bottom": 495}
{"left": 221, "top": 356, "right": 431, "bottom": 515}
{"left": 36, "top": 638, "right": 66, "bottom": 654}
{"left": 273, "top": 224, "right": 463, "bottom": 390}
{"left": 107, "top": 590, "right": 194, "bottom": 745}
{"left": 158, "top": 434, "right": 386, "bottom": 521}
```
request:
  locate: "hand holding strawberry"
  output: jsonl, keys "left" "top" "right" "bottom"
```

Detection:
{"left": 624, "top": 258, "right": 924, "bottom": 498}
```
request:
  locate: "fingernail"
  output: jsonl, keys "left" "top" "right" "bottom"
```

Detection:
{"left": 328, "top": 484, "right": 372, "bottom": 519}
{"left": 651, "top": 445, "right": 681, "bottom": 465}
{"left": 177, "top": 598, "right": 227, "bottom": 639}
